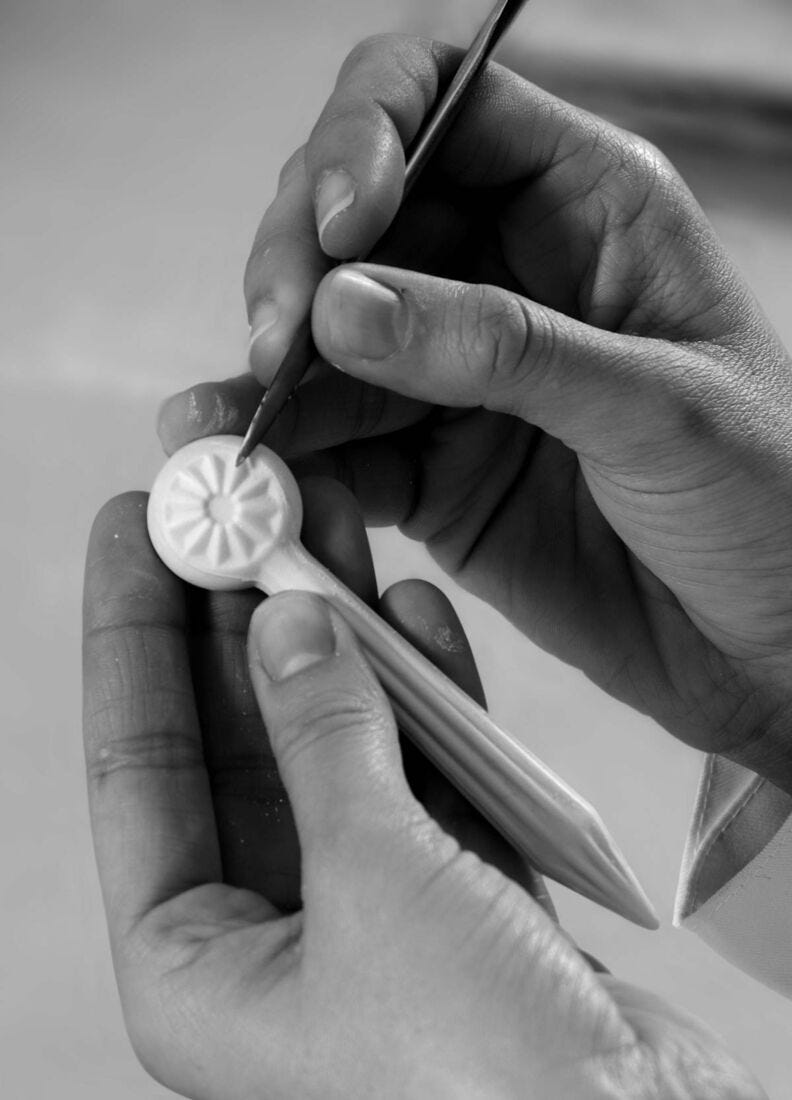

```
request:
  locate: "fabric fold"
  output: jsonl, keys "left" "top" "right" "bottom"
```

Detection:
{"left": 675, "top": 755, "right": 792, "bottom": 997}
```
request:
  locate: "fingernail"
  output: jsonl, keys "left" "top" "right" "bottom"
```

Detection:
{"left": 324, "top": 269, "right": 407, "bottom": 360}
{"left": 249, "top": 300, "right": 280, "bottom": 350}
{"left": 254, "top": 593, "right": 336, "bottom": 681}
{"left": 316, "top": 169, "right": 356, "bottom": 247}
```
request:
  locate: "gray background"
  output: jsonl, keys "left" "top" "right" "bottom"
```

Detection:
{"left": 2, "top": 1, "right": 790, "bottom": 1096}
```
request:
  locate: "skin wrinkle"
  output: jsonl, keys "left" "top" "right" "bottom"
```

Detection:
{"left": 624, "top": 560, "right": 776, "bottom": 758}
{"left": 338, "top": 34, "right": 438, "bottom": 142}
{"left": 85, "top": 32, "right": 787, "bottom": 1096}
{"left": 442, "top": 424, "right": 539, "bottom": 580}
{"left": 85, "top": 731, "right": 207, "bottom": 785}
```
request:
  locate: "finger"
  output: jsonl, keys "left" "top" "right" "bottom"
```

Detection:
{"left": 303, "top": 34, "right": 442, "bottom": 259}
{"left": 194, "top": 477, "right": 378, "bottom": 909}
{"left": 302, "top": 36, "right": 740, "bottom": 339}
{"left": 245, "top": 146, "right": 336, "bottom": 385}
{"left": 243, "top": 34, "right": 528, "bottom": 326}
{"left": 157, "top": 370, "right": 425, "bottom": 459}
{"left": 247, "top": 593, "right": 416, "bottom": 877}
{"left": 82, "top": 493, "right": 224, "bottom": 940}
{"left": 378, "top": 580, "right": 555, "bottom": 916}
{"left": 299, "top": 476, "right": 378, "bottom": 606}
{"left": 301, "top": 35, "right": 662, "bottom": 248}
{"left": 313, "top": 263, "right": 674, "bottom": 463}
{"left": 290, "top": 436, "right": 419, "bottom": 528}
{"left": 603, "top": 979, "right": 768, "bottom": 1099}
{"left": 379, "top": 580, "right": 486, "bottom": 705}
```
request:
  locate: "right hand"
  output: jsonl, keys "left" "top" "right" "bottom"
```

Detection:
{"left": 160, "top": 34, "right": 792, "bottom": 791}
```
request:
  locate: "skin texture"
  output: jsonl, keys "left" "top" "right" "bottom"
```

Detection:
{"left": 160, "top": 35, "right": 792, "bottom": 794}
{"left": 84, "top": 485, "right": 764, "bottom": 1098}
{"left": 84, "top": 31, "right": 792, "bottom": 1098}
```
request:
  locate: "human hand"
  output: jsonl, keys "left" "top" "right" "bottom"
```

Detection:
{"left": 160, "top": 35, "right": 792, "bottom": 791}
{"left": 83, "top": 487, "right": 763, "bottom": 1099}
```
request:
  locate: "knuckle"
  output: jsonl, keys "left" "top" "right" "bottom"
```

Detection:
{"left": 454, "top": 283, "right": 535, "bottom": 401}
{"left": 275, "top": 683, "right": 387, "bottom": 767}
{"left": 328, "top": 34, "right": 435, "bottom": 146}
{"left": 604, "top": 133, "right": 684, "bottom": 233}
{"left": 244, "top": 225, "right": 315, "bottom": 303}
{"left": 277, "top": 144, "right": 306, "bottom": 191}
{"left": 621, "top": 134, "right": 678, "bottom": 191}
{"left": 338, "top": 33, "right": 404, "bottom": 82}
{"left": 84, "top": 726, "right": 204, "bottom": 790}
{"left": 308, "top": 101, "right": 377, "bottom": 160}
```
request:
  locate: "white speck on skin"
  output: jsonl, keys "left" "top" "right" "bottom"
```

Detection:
{"left": 202, "top": 390, "right": 237, "bottom": 435}
{"left": 433, "top": 624, "right": 465, "bottom": 654}
{"left": 186, "top": 388, "right": 201, "bottom": 425}
{"left": 416, "top": 615, "right": 465, "bottom": 654}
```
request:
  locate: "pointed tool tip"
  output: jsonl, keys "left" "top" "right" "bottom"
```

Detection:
{"left": 625, "top": 887, "right": 660, "bottom": 931}
{"left": 604, "top": 845, "right": 660, "bottom": 930}
{"left": 581, "top": 819, "right": 660, "bottom": 930}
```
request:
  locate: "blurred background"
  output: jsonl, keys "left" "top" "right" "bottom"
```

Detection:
{"left": 2, "top": 1, "right": 790, "bottom": 1095}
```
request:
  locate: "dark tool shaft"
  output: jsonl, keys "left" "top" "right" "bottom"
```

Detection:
{"left": 237, "top": 0, "right": 530, "bottom": 465}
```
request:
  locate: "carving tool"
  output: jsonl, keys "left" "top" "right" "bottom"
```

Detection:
{"left": 149, "top": 436, "right": 659, "bottom": 928}
{"left": 236, "top": 0, "right": 532, "bottom": 466}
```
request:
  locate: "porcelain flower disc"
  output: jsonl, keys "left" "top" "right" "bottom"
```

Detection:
{"left": 160, "top": 446, "right": 287, "bottom": 575}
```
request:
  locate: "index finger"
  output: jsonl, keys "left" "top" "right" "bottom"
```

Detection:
{"left": 242, "top": 35, "right": 439, "bottom": 383}
{"left": 245, "top": 32, "right": 661, "bottom": 377}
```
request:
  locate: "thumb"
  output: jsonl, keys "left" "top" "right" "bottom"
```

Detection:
{"left": 248, "top": 591, "right": 416, "bottom": 873}
{"left": 312, "top": 263, "right": 675, "bottom": 461}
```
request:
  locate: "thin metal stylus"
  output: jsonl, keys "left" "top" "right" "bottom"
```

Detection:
{"left": 236, "top": 0, "right": 531, "bottom": 465}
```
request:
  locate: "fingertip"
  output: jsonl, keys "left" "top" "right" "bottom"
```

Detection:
{"left": 378, "top": 579, "right": 486, "bottom": 707}
{"left": 157, "top": 388, "right": 203, "bottom": 456}
{"left": 84, "top": 491, "right": 178, "bottom": 634}
{"left": 87, "top": 491, "right": 149, "bottom": 561}
{"left": 157, "top": 380, "right": 259, "bottom": 455}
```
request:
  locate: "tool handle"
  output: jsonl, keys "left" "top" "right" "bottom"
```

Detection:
{"left": 403, "top": 0, "right": 529, "bottom": 196}
{"left": 259, "top": 543, "right": 598, "bottom": 891}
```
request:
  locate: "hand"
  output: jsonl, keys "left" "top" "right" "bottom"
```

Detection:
{"left": 83, "top": 487, "right": 763, "bottom": 1098}
{"left": 160, "top": 35, "right": 792, "bottom": 791}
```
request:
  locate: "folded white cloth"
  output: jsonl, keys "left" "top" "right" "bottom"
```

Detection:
{"left": 675, "top": 755, "right": 792, "bottom": 997}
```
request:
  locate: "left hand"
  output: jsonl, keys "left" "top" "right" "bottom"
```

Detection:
{"left": 83, "top": 481, "right": 763, "bottom": 1099}
{"left": 83, "top": 476, "right": 545, "bottom": 916}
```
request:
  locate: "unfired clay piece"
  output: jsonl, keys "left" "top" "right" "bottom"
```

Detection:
{"left": 147, "top": 436, "right": 657, "bottom": 928}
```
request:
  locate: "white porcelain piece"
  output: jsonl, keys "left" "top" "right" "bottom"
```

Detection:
{"left": 147, "top": 435, "right": 657, "bottom": 928}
